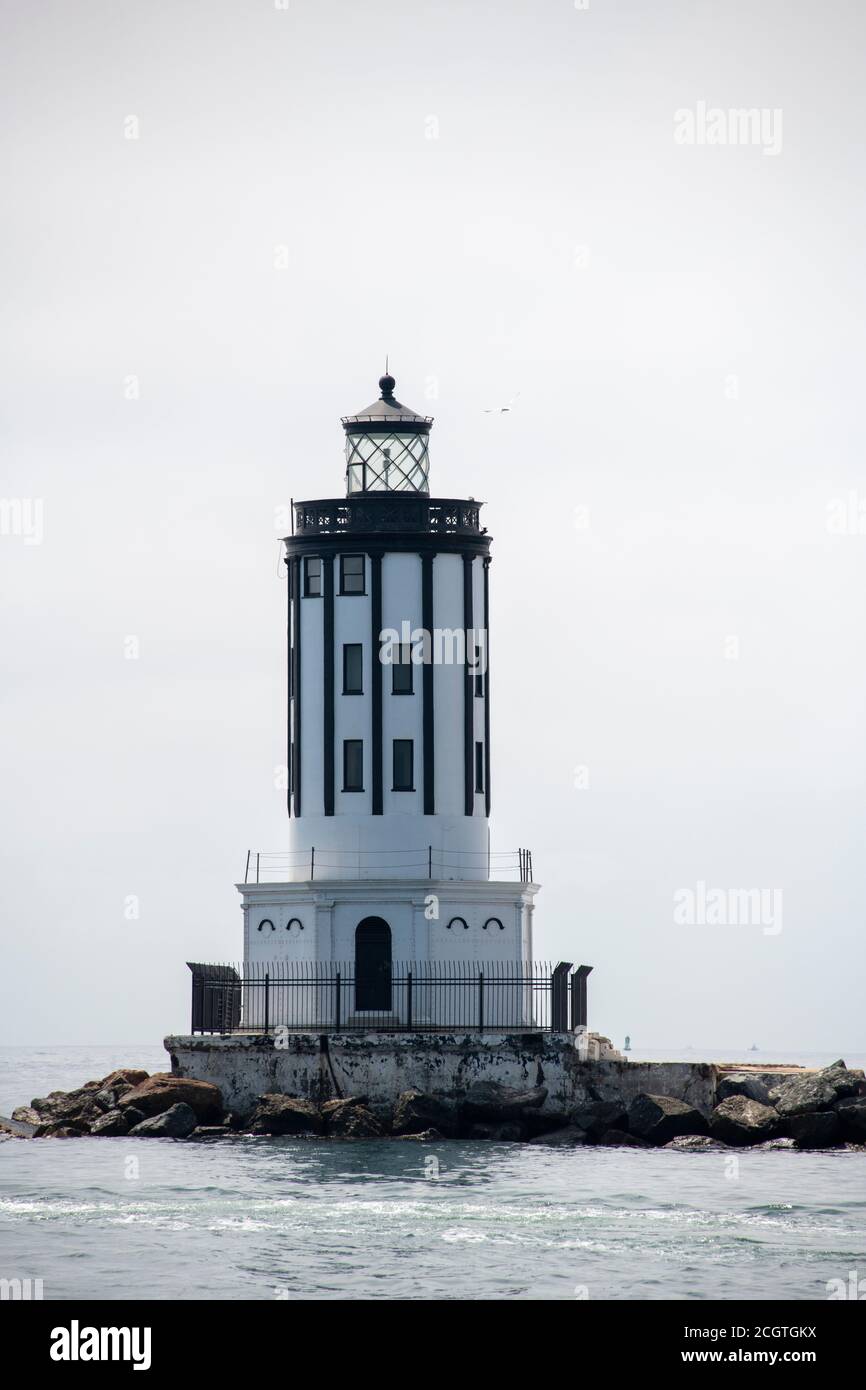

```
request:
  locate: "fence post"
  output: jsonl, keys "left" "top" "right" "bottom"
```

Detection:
{"left": 244, "top": 850, "right": 251, "bottom": 884}
{"left": 407, "top": 969, "right": 413, "bottom": 1030}
{"left": 256, "top": 852, "right": 260, "bottom": 884}
{"left": 263, "top": 970, "right": 270, "bottom": 1035}
{"left": 478, "top": 969, "right": 484, "bottom": 1032}
{"left": 551, "top": 961, "right": 573, "bottom": 1032}
{"left": 570, "top": 964, "right": 593, "bottom": 1030}
{"left": 335, "top": 969, "right": 341, "bottom": 1031}
{"left": 428, "top": 845, "right": 432, "bottom": 879}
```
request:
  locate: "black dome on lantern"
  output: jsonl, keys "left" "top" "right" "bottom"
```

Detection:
{"left": 341, "top": 374, "right": 433, "bottom": 436}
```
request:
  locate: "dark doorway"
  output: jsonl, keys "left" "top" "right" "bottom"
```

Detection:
{"left": 355, "top": 917, "right": 392, "bottom": 1011}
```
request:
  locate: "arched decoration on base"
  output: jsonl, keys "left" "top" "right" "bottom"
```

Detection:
{"left": 355, "top": 916, "right": 392, "bottom": 1011}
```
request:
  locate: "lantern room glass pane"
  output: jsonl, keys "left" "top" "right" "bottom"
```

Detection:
{"left": 346, "top": 431, "right": 429, "bottom": 494}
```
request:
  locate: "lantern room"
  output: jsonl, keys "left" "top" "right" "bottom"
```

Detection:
{"left": 342, "top": 372, "right": 432, "bottom": 494}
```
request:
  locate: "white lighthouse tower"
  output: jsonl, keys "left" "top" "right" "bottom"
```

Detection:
{"left": 238, "top": 372, "right": 539, "bottom": 1023}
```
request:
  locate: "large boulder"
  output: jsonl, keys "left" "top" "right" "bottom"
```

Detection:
{"left": 771, "top": 1064, "right": 865, "bottom": 1117}
{"left": 466, "top": 1122, "right": 523, "bottom": 1142}
{"left": 324, "top": 1100, "right": 384, "bottom": 1139}
{"left": 627, "top": 1094, "right": 708, "bottom": 1145}
{"left": 30, "top": 1089, "right": 68, "bottom": 1115}
{"left": 717, "top": 1074, "right": 772, "bottom": 1105}
{"left": 246, "top": 1094, "right": 323, "bottom": 1136}
{"left": 1, "top": 1114, "right": 37, "bottom": 1138}
{"left": 786, "top": 1111, "right": 840, "bottom": 1149}
{"left": 835, "top": 1097, "right": 866, "bottom": 1142}
{"left": 709, "top": 1096, "right": 781, "bottom": 1146}
{"left": 118, "top": 1074, "right": 223, "bottom": 1124}
{"left": 526, "top": 1126, "right": 587, "bottom": 1147}
{"left": 458, "top": 1082, "right": 548, "bottom": 1126}
{"left": 665, "top": 1135, "right": 727, "bottom": 1152}
{"left": 11, "top": 1106, "right": 41, "bottom": 1127}
{"left": 393, "top": 1089, "right": 458, "bottom": 1137}
{"left": 597, "top": 1130, "right": 649, "bottom": 1148}
{"left": 824, "top": 1064, "right": 866, "bottom": 1099}
{"left": 90, "top": 1109, "right": 131, "bottom": 1137}
{"left": 570, "top": 1100, "right": 628, "bottom": 1142}
{"left": 100, "top": 1069, "right": 149, "bottom": 1090}
{"left": 31, "top": 1084, "right": 102, "bottom": 1126}
{"left": 129, "top": 1103, "right": 197, "bottom": 1139}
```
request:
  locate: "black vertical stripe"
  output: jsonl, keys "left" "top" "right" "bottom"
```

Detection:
{"left": 371, "top": 551, "right": 383, "bottom": 815}
{"left": 483, "top": 556, "right": 491, "bottom": 819}
{"left": 463, "top": 553, "right": 474, "bottom": 816}
{"left": 291, "top": 556, "right": 302, "bottom": 818}
{"left": 421, "top": 551, "right": 435, "bottom": 815}
{"left": 323, "top": 554, "right": 335, "bottom": 815}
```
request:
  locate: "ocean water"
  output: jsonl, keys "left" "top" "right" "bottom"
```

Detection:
{"left": 1, "top": 1046, "right": 865, "bottom": 1301}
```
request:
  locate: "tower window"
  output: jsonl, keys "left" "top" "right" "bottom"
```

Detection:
{"left": 392, "top": 739, "right": 414, "bottom": 791}
{"left": 343, "top": 643, "right": 363, "bottom": 695}
{"left": 303, "top": 556, "right": 322, "bottom": 597}
{"left": 391, "top": 643, "right": 413, "bottom": 695}
{"left": 473, "top": 644, "right": 484, "bottom": 698}
{"left": 343, "top": 739, "right": 364, "bottom": 791}
{"left": 340, "top": 554, "right": 365, "bottom": 595}
{"left": 475, "top": 741, "right": 484, "bottom": 793}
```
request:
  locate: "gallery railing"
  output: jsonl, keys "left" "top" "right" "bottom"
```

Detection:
{"left": 291, "top": 496, "right": 483, "bottom": 537}
{"left": 186, "top": 960, "right": 591, "bottom": 1036}
{"left": 242, "top": 848, "right": 534, "bottom": 884}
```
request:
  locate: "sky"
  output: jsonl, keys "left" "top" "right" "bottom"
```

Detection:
{"left": 1, "top": 0, "right": 865, "bottom": 1051}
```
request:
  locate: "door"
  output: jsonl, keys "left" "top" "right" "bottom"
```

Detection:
{"left": 355, "top": 917, "right": 392, "bottom": 1011}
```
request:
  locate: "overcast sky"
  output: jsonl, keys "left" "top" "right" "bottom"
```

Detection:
{"left": 2, "top": 0, "right": 865, "bottom": 1051}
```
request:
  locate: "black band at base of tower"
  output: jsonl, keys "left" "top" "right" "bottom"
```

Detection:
{"left": 421, "top": 550, "right": 435, "bottom": 815}
{"left": 463, "top": 553, "right": 474, "bottom": 817}
{"left": 323, "top": 554, "right": 335, "bottom": 816}
{"left": 371, "top": 551, "right": 383, "bottom": 815}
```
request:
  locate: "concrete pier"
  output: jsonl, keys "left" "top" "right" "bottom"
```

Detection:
{"left": 165, "top": 1032, "right": 720, "bottom": 1116}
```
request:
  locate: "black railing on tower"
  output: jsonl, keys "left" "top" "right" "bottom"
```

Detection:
{"left": 186, "top": 960, "right": 591, "bottom": 1036}
{"left": 241, "top": 848, "right": 534, "bottom": 884}
{"left": 291, "top": 496, "right": 484, "bottom": 537}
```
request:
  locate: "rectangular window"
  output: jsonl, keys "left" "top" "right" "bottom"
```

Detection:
{"left": 303, "top": 556, "right": 322, "bottom": 597}
{"left": 343, "top": 643, "right": 363, "bottom": 695}
{"left": 393, "top": 739, "right": 414, "bottom": 791}
{"left": 391, "top": 642, "right": 413, "bottom": 694}
{"left": 475, "top": 741, "right": 484, "bottom": 793}
{"left": 340, "top": 554, "right": 365, "bottom": 595}
{"left": 473, "top": 644, "right": 484, "bottom": 698}
{"left": 343, "top": 739, "right": 364, "bottom": 791}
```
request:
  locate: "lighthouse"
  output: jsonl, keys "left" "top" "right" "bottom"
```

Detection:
{"left": 237, "top": 372, "right": 539, "bottom": 1023}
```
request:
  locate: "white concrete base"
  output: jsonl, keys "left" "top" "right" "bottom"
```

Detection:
{"left": 165, "top": 1032, "right": 719, "bottom": 1117}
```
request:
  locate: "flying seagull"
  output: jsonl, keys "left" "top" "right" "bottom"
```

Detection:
{"left": 483, "top": 393, "right": 520, "bottom": 414}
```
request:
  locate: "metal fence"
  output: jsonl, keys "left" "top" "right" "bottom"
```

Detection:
{"left": 187, "top": 960, "right": 591, "bottom": 1036}
{"left": 242, "top": 848, "right": 534, "bottom": 884}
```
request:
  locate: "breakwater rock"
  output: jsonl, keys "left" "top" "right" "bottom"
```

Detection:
{"left": 2, "top": 1060, "right": 865, "bottom": 1149}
